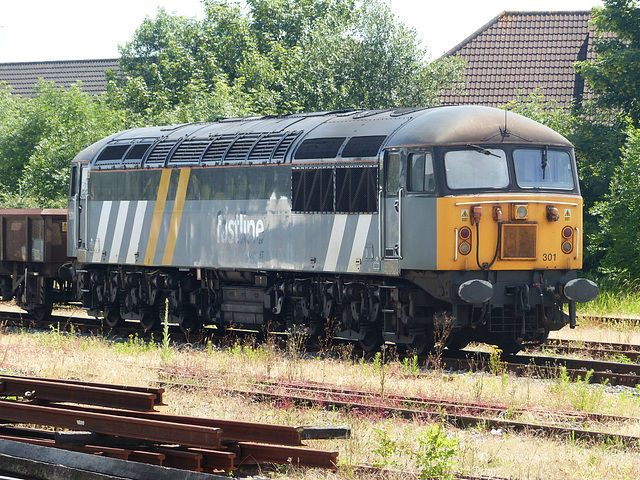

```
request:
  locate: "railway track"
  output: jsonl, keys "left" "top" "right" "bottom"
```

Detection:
{"left": 161, "top": 373, "right": 640, "bottom": 451}
{"left": 531, "top": 338, "right": 640, "bottom": 362}
{"left": 579, "top": 313, "right": 640, "bottom": 325}
{"left": 441, "top": 350, "right": 640, "bottom": 386}
{"left": 5, "top": 308, "right": 640, "bottom": 388}
{"left": 0, "top": 374, "right": 516, "bottom": 480}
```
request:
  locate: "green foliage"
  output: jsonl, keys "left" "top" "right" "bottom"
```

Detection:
{"left": 0, "top": 81, "right": 127, "bottom": 207}
{"left": 371, "top": 348, "right": 390, "bottom": 397}
{"left": 576, "top": 0, "right": 640, "bottom": 125}
{"left": 488, "top": 346, "right": 506, "bottom": 376}
{"left": 110, "top": 0, "right": 465, "bottom": 116}
{"left": 583, "top": 275, "right": 640, "bottom": 315}
{"left": 551, "top": 367, "right": 609, "bottom": 412}
{"left": 592, "top": 124, "right": 640, "bottom": 278}
{"left": 502, "top": 88, "right": 575, "bottom": 136}
{"left": 113, "top": 333, "right": 157, "bottom": 354}
{"left": 401, "top": 355, "right": 420, "bottom": 376}
{"left": 371, "top": 425, "right": 458, "bottom": 479}
{"left": 110, "top": 7, "right": 252, "bottom": 121}
{"left": 371, "top": 427, "right": 400, "bottom": 468}
{"left": 414, "top": 425, "right": 458, "bottom": 480}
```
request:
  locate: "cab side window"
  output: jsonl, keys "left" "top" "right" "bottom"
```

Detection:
{"left": 408, "top": 152, "right": 435, "bottom": 192}
{"left": 386, "top": 152, "right": 401, "bottom": 194}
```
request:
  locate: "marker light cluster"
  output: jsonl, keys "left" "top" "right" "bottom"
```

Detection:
{"left": 459, "top": 226, "right": 472, "bottom": 255}
{"left": 562, "top": 226, "right": 573, "bottom": 254}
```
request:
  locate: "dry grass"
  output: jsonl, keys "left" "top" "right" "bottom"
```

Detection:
{"left": 550, "top": 320, "right": 640, "bottom": 345}
{"left": 1, "top": 328, "right": 640, "bottom": 479}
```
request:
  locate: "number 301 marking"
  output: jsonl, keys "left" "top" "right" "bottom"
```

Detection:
{"left": 542, "top": 253, "right": 556, "bottom": 261}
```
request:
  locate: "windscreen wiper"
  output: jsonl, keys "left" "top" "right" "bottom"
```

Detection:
{"left": 467, "top": 144, "right": 500, "bottom": 158}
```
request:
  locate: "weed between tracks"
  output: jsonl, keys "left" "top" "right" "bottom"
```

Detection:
{"left": 1, "top": 321, "right": 640, "bottom": 479}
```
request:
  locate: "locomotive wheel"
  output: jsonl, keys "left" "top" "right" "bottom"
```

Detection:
{"left": 495, "top": 334, "right": 522, "bottom": 355}
{"left": 179, "top": 314, "right": 200, "bottom": 335}
{"left": 30, "top": 305, "right": 52, "bottom": 323}
{"left": 104, "top": 308, "right": 124, "bottom": 328}
{"left": 140, "top": 312, "right": 160, "bottom": 331}
{"left": 358, "top": 328, "right": 384, "bottom": 352}
{"left": 404, "top": 333, "right": 435, "bottom": 357}
{"left": 446, "top": 330, "right": 471, "bottom": 352}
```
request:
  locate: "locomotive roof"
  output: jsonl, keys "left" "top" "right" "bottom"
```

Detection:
{"left": 74, "top": 105, "right": 572, "bottom": 168}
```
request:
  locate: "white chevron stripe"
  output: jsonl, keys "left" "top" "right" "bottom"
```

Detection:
{"left": 126, "top": 201, "right": 149, "bottom": 264}
{"left": 92, "top": 201, "right": 112, "bottom": 262}
{"left": 324, "top": 215, "right": 348, "bottom": 271}
{"left": 108, "top": 201, "right": 130, "bottom": 263}
{"left": 348, "top": 215, "right": 373, "bottom": 272}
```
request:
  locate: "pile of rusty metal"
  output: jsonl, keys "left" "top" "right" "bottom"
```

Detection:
{"left": 0, "top": 375, "right": 345, "bottom": 477}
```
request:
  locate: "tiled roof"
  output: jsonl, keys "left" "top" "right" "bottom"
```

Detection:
{"left": 0, "top": 59, "right": 120, "bottom": 96}
{"left": 440, "top": 11, "right": 595, "bottom": 108}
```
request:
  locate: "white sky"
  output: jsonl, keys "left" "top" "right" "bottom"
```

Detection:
{"left": 0, "top": 0, "right": 603, "bottom": 63}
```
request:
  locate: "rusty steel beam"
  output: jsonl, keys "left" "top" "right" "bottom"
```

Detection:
{"left": 188, "top": 448, "right": 236, "bottom": 471}
{"left": 46, "top": 403, "right": 304, "bottom": 446}
{"left": 80, "top": 445, "right": 131, "bottom": 460}
{"left": 0, "top": 400, "right": 222, "bottom": 448}
{"left": 7, "top": 375, "right": 166, "bottom": 405}
{"left": 0, "top": 376, "right": 157, "bottom": 412}
{"left": 155, "top": 447, "right": 203, "bottom": 471}
{"left": 233, "top": 442, "right": 338, "bottom": 469}
{"left": 0, "top": 434, "right": 57, "bottom": 448}
{"left": 129, "top": 450, "right": 166, "bottom": 466}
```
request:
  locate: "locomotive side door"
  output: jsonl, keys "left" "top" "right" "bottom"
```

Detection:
{"left": 381, "top": 151, "right": 404, "bottom": 261}
{"left": 68, "top": 163, "right": 89, "bottom": 259}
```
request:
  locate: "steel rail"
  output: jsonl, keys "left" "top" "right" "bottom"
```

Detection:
{"left": 5, "top": 374, "right": 166, "bottom": 405}
{"left": 0, "top": 376, "right": 158, "bottom": 411}
{"left": 43, "top": 402, "right": 305, "bottom": 446}
{"left": 212, "top": 382, "right": 640, "bottom": 449}
{"left": 440, "top": 351, "right": 640, "bottom": 386}
{"left": 257, "top": 379, "right": 635, "bottom": 425}
{"left": 533, "top": 339, "right": 640, "bottom": 362}
{"left": 230, "top": 442, "right": 338, "bottom": 470}
{"left": 0, "top": 400, "right": 222, "bottom": 448}
{"left": 578, "top": 314, "right": 640, "bottom": 325}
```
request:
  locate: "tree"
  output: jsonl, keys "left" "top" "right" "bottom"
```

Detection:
{"left": 110, "top": 0, "right": 465, "bottom": 118}
{"left": 576, "top": 0, "right": 640, "bottom": 124}
{"left": 0, "top": 81, "right": 128, "bottom": 207}
{"left": 109, "top": 8, "right": 252, "bottom": 121}
{"left": 591, "top": 123, "right": 640, "bottom": 279}
{"left": 283, "top": 0, "right": 464, "bottom": 110}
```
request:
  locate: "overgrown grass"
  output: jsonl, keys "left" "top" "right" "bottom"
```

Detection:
{"left": 3, "top": 322, "right": 640, "bottom": 479}
{"left": 579, "top": 277, "right": 640, "bottom": 316}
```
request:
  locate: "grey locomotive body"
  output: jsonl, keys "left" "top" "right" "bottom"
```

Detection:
{"left": 64, "top": 106, "right": 597, "bottom": 353}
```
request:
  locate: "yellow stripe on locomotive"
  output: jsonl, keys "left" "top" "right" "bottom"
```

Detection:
{"left": 436, "top": 195, "right": 583, "bottom": 271}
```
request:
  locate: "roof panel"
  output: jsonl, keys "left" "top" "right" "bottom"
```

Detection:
{"left": 439, "top": 11, "right": 594, "bottom": 108}
{"left": 0, "top": 59, "right": 120, "bottom": 96}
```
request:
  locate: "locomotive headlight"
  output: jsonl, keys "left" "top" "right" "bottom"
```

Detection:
{"left": 458, "top": 227, "right": 472, "bottom": 256}
{"left": 562, "top": 226, "right": 573, "bottom": 254}
{"left": 512, "top": 203, "right": 528, "bottom": 220}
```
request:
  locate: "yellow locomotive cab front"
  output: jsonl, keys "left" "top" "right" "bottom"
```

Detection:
{"left": 436, "top": 195, "right": 584, "bottom": 272}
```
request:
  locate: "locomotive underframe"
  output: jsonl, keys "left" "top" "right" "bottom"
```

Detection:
{"left": 76, "top": 263, "right": 573, "bottom": 354}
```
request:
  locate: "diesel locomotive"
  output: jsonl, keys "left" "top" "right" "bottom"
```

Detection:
{"left": 0, "top": 106, "right": 598, "bottom": 354}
